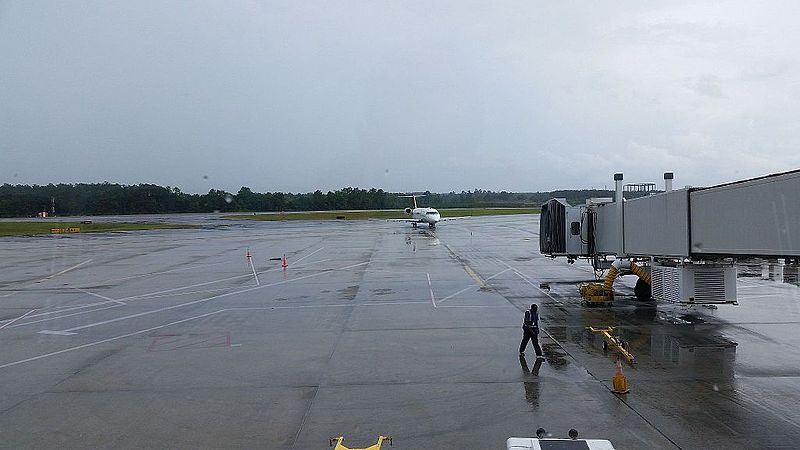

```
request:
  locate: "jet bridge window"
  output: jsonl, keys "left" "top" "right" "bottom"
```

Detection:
{"left": 570, "top": 221, "right": 581, "bottom": 236}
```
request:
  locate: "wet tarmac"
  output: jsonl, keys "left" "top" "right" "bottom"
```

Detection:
{"left": 0, "top": 215, "right": 799, "bottom": 449}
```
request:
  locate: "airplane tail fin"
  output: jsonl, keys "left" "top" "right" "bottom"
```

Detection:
{"left": 398, "top": 194, "right": 425, "bottom": 209}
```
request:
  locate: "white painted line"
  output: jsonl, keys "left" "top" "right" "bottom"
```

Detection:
{"left": 49, "top": 259, "right": 94, "bottom": 278}
{"left": 437, "top": 268, "right": 512, "bottom": 304}
{"left": 0, "top": 310, "right": 226, "bottom": 370}
{"left": 292, "top": 247, "right": 324, "bottom": 265}
{"left": 0, "top": 309, "right": 37, "bottom": 330}
{"left": 38, "top": 330, "right": 77, "bottom": 336}
{"left": 1, "top": 258, "right": 94, "bottom": 298}
{"left": 225, "top": 301, "right": 429, "bottom": 311}
{"left": 497, "top": 260, "right": 563, "bottom": 305}
{"left": 0, "top": 298, "right": 430, "bottom": 371}
{"left": 11, "top": 301, "right": 116, "bottom": 319}
{"left": 248, "top": 258, "right": 260, "bottom": 286}
{"left": 126, "top": 257, "right": 335, "bottom": 301}
{"left": 438, "top": 305, "right": 510, "bottom": 309}
{"left": 437, "top": 285, "right": 478, "bottom": 304}
{"left": 427, "top": 273, "right": 437, "bottom": 308}
{"left": 74, "top": 288, "right": 126, "bottom": 306}
{"left": 6, "top": 305, "right": 122, "bottom": 329}
{"left": 4, "top": 260, "right": 366, "bottom": 329}
{"left": 59, "top": 261, "right": 370, "bottom": 333}
{"left": 122, "top": 272, "right": 253, "bottom": 300}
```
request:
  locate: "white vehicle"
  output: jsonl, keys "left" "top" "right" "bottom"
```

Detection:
{"left": 389, "top": 194, "right": 462, "bottom": 229}
{"left": 507, "top": 429, "right": 615, "bottom": 450}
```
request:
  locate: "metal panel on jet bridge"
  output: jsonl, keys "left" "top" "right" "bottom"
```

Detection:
{"left": 690, "top": 170, "right": 800, "bottom": 257}
{"left": 624, "top": 190, "right": 690, "bottom": 257}
{"left": 593, "top": 203, "right": 618, "bottom": 255}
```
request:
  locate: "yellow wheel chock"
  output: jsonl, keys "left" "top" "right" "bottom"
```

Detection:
{"left": 586, "top": 326, "right": 635, "bottom": 364}
{"left": 329, "top": 435, "right": 392, "bottom": 450}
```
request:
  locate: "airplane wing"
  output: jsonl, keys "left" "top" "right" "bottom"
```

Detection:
{"left": 388, "top": 219, "right": 422, "bottom": 223}
{"left": 438, "top": 216, "right": 470, "bottom": 221}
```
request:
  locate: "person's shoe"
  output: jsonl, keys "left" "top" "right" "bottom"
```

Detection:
{"left": 536, "top": 355, "right": 545, "bottom": 360}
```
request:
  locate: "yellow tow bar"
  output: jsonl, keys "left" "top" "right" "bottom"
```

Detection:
{"left": 587, "top": 326, "right": 635, "bottom": 364}
{"left": 329, "top": 436, "right": 392, "bottom": 450}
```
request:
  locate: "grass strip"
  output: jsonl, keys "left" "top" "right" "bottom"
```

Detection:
{"left": 0, "top": 222, "right": 198, "bottom": 237}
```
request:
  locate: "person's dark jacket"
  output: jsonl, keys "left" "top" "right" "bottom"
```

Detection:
{"left": 522, "top": 310, "right": 539, "bottom": 334}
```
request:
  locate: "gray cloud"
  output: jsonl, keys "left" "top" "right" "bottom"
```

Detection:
{"left": 1, "top": 0, "right": 799, "bottom": 193}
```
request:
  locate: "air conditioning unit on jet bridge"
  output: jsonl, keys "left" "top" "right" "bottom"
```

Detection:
{"left": 650, "top": 263, "right": 737, "bottom": 304}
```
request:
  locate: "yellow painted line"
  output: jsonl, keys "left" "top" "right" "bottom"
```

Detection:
{"left": 463, "top": 265, "right": 484, "bottom": 285}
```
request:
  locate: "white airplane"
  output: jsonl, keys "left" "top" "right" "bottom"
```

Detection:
{"left": 390, "top": 194, "right": 463, "bottom": 229}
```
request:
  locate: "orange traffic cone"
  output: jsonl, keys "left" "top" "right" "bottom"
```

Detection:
{"left": 612, "top": 359, "right": 629, "bottom": 394}
{"left": 246, "top": 248, "right": 251, "bottom": 258}
{"left": 282, "top": 254, "right": 288, "bottom": 269}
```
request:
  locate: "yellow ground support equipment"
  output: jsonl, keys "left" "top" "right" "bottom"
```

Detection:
{"left": 578, "top": 283, "right": 614, "bottom": 305}
{"left": 329, "top": 436, "right": 392, "bottom": 450}
{"left": 586, "top": 326, "right": 635, "bottom": 364}
{"left": 579, "top": 260, "right": 650, "bottom": 305}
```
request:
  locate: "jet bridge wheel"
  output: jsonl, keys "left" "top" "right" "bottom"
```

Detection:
{"left": 634, "top": 278, "right": 652, "bottom": 301}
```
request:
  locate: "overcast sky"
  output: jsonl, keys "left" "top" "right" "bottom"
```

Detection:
{"left": 2, "top": 1, "right": 799, "bottom": 194}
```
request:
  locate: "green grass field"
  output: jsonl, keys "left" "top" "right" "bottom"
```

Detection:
{"left": 225, "top": 207, "right": 540, "bottom": 221}
{"left": 0, "top": 221, "right": 198, "bottom": 237}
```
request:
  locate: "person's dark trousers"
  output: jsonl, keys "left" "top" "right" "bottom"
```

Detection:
{"left": 519, "top": 329, "right": 543, "bottom": 356}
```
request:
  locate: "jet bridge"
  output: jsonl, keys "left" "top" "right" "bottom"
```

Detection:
{"left": 540, "top": 169, "right": 800, "bottom": 304}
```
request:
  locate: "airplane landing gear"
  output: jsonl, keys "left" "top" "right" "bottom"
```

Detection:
{"left": 428, "top": 223, "right": 435, "bottom": 229}
{"left": 412, "top": 223, "right": 418, "bottom": 229}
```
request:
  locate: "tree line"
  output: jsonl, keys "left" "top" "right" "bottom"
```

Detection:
{"left": 0, "top": 183, "right": 623, "bottom": 217}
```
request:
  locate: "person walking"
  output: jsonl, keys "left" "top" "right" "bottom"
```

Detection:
{"left": 519, "top": 303, "right": 544, "bottom": 358}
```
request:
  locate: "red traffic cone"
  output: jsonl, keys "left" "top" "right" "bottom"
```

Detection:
{"left": 612, "top": 359, "right": 629, "bottom": 394}
{"left": 282, "top": 254, "right": 288, "bottom": 269}
{"left": 245, "top": 248, "right": 251, "bottom": 258}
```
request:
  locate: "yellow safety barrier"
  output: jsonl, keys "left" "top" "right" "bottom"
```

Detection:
{"left": 330, "top": 435, "right": 392, "bottom": 450}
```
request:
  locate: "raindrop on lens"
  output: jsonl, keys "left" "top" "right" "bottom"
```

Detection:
{"left": 224, "top": 194, "right": 233, "bottom": 204}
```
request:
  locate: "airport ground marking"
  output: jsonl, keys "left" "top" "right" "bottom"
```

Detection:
{"left": 1, "top": 259, "right": 363, "bottom": 329}
{"left": 0, "top": 309, "right": 37, "bottom": 330}
{"left": 92, "top": 259, "right": 238, "bottom": 285}
{"left": 0, "top": 310, "right": 226, "bottom": 370}
{"left": 3, "top": 300, "right": 120, "bottom": 321}
{"left": 463, "top": 265, "right": 484, "bottom": 285}
{"left": 57, "top": 261, "right": 370, "bottom": 333}
{"left": 38, "top": 330, "right": 77, "bottom": 336}
{"left": 6, "top": 305, "right": 122, "bottom": 329}
{"left": 0, "top": 258, "right": 94, "bottom": 298}
{"left": 427, "top": 273, "right": 437, "bottom": 308}
{"left": 74, "top": 287, "right": 126, "bottom": 305}
{"left": 437, "top": 268, "right": 512, "bottom": 304}
{"left": 497, "top": 259, "right": 564, "bottom": 306}
{"left": 248, "top": 257, "right": 260, "bottom": 286}
{"left": 225, "top": 301, "right": 429, "bottom": 312}
{"left": 127, "top": 257, "right": 337, "bottom": 301}
{"left": 292, "top": 247, "right": 324, "bottom": 265}
{"left": 0, "top": 302, "right": 432, "bottom": 369}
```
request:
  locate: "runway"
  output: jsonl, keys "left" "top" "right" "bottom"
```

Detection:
{"left": 1, "top": 215, "right": 799, "bottom": 449}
